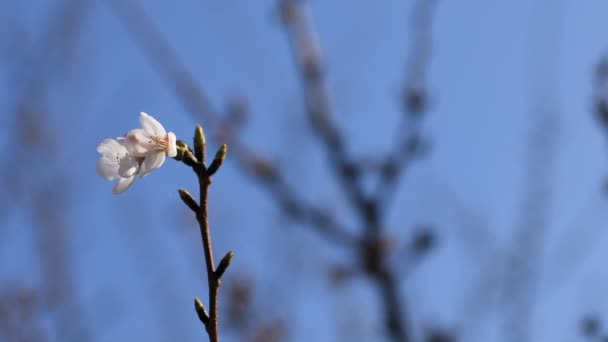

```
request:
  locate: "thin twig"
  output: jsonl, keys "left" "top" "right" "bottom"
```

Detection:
{"left": 195, "top": 164, "right": 220, "bottom": 341}
{"left": 244, "top": 153, "right": 359, "bottom": 247}
{"left": 376, "top": 0, "right": 438, "bottom": 214}
{"left": 178, "top": 135, "right": 230, "bottom": 341}
{"left": 278, "top": 0, "right": 369, "bottom": 228}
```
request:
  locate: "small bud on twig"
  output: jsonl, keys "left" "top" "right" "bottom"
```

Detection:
{"left": 402, "top": 86, "right": 427, "bottom": 115}
{"left": 194, "top": 124, "right": 206, "bottom": 162}
{"left": 174, "top": 140, "right": 189, "bottom": 161}
{"left": 176, "top": 140, "right": 189, "bottom": 150}
{"left": 194, "top": 297, "right": 209, "bottom": 326}
{"left": 207, "top": 144, "right": 228, "bottom": 176}
{"left": 412, "top": 227, "right": 435, "bottom": 255}
{"left": 175, "top": 140, "right": 198, "bottom": 166}
{"left": 215, "top": 250, "right": 234, "bottom": 279}
{"left": 175, "top": 140, "right": 196, "bottom": 166}
{"left": 178, "top": 189, "right": 199, "bottom": 212}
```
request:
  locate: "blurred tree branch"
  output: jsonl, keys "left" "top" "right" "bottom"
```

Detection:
{"left": 278, "top": 0, "right": 438, "bottom": 340}
{"left": 376, "top": 0, "right": 437, "bottom": 214}
{"left": 0, "top": 1, "right": 93, "bottom": 341}
{"left": 501, "top": 2, "right": 563, "bottom": 340}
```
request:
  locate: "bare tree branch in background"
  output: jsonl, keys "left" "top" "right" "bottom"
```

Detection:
{"left": 277, "top": 0, "right": 409, "bottom": 337}
{"left": 501, "top": 1, "right": 563, "bottom": 340}
{"left": 0, "top": 286, "right": 45, "bottom": 342}
{"left": 0, "top": 1, "right": 93, "bottom": 341}
{"left": 377, "top": 0, "right": 437, "bottom": 214}
{"left": 574, "top": 43, "right": 608, "bottom": 342}
{"left": 594, "top": 52, "right": 608, "bottom": 144}
{"left": 278, "top": 0, "right": 440, "bottom": 340}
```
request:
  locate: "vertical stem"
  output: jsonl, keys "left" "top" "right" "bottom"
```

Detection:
{"left": 195, "top": 163, "right": 220, "bottom": 342}
{"left": 362, "top": 202, "right": 410, "bottom": 342}
{"left": 375, "top": 269, "right": 409, "bottom": 342}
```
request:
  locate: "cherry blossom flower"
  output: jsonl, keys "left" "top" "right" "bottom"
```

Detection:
{"left": 96, "top": 138, "right": 140, "bottom": 194}
{"left": 123, "top": 112, "right": 177, "bottom": 176}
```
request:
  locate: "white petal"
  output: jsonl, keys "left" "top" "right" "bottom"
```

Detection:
{"left": 117, "top": 154, "right": 139, "bottom": 178}
{"left": 112, "top": 175, "right": 136, "bottom": 194}
{"left": 166, "top": 132, "right": 177, "bottom": 157}
{"left": 124, "top": 129, "right": 156, "bottom": 157}
{"left": 140, "top": 112, "right": 166, "bottom": 136}
{"left": 97, "top": 157, "right": 119, "bottom": 180}
{"left": 139, "top": 152, "right": 166, "bottom": 176}
{"left": 97, "top": 139, "right": 126, "bottom": 156}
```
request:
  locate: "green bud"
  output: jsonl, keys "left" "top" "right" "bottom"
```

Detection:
{"left": 206, "top": 144, "right": 228, "bottom": 176}
{"left": 174, "top": 140, "right": 189, "bottom": 161}
{"left": 178, "top": 189, "right": 199, "bottom": 212}
{"left": 194, "top": 124, "right": 206, "bottom": 162}
{"left": 176, "top": 140, "right": 189, "bottom": 149}
{"left": 194, "top": 124, "right": 206, "bottom": 147}
{"left": 215, "top": 250, "right": 234, "bottom": 279}
{"left": 194, "top": 297, "right": 209, "bottom": 325}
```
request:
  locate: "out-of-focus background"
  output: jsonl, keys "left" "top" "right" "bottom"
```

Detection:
{"left": 2, "top": 0, "right": 608, "bottom": 341}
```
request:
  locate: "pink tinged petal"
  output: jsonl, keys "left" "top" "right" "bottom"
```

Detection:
{"left": 117, "top": 154, "right": 139, "bottom": 178}
{"left": 139, "top": 112, "right": 166, "bottom": 136}
{"left": 124, "top": 129, "right": 156, "bottom": 157}
{"left": 166, "top": 132, "right": 177, "bottom": 157}
{"left": 112, "top": 175, "right": 136, "bottom": 194}
{"left": 97, "top": 157, "right": 119, "bottom": 180}
{"left": 139, "top": 152, "right": 166, "bottom": 176}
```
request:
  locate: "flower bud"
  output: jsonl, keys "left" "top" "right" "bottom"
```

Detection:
{"left": 194, "top": 297, "right": 209, "bottom": 326}
{"left": 207, "top": 144, "right": 227, "bottom": 176}
{"left": 194, "top": 124, "right": 206, "bottom": 161}
{"left": 174, "top": 140, "right": 189, "bottom": 161}
{"left": 216, "top": 250, "right": 234, "bottom": 279}
{"left": 178, "top": 189, "right": 199, "bottom": 212}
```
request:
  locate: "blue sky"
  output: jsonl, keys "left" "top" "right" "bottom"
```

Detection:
{"left": 2, "top": 0, "right": 608, "bottom": 341}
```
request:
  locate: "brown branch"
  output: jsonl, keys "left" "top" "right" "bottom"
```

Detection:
{"left": 178, "top": 134, "right": 232, "bottom": 341}
{"left": 195, "top": 164, "right": 220, "bottom": 341}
